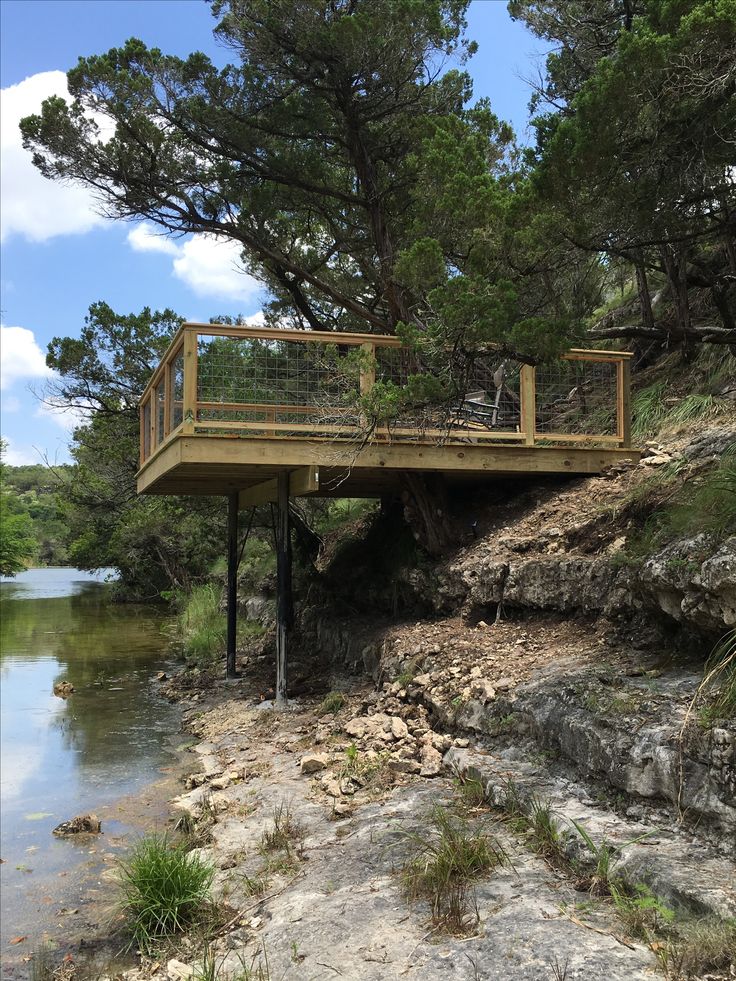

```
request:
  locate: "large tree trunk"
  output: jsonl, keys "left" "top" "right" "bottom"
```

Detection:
{"left": 401, "top": 473, "right": 457, "bottom": 555}
{"left": 632, "top": 251, "right": 658, "bottom": 365}
{"left": 660, "top": 244, "right": 694, "bottom": 361}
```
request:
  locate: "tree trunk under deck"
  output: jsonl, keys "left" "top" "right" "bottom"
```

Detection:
{"left": 275, "top": 471, "right": 292, "bottom": 707}
{"left": 226, "top": 491, "right": 238, "bottom": 680}
{"left": 401, "top": 473, "right": 457, "bottom": 556}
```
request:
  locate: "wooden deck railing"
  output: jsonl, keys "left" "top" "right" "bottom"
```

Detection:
{"left": 139, "top": 323, "right": 633, "bottom": 469}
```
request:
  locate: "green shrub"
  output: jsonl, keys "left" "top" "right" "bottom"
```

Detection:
{"left": 117, "top": 834, "right": 215, "bottom": 950}
{"left": 178, "top": 583, "right": 226, "bottom": 662}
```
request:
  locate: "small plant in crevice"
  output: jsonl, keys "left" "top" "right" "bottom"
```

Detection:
{"left": 316, "top": 690, "right": 345, "bottom": 716}
{"left": 260, "top": 801, "right": 304, "bottom": 858}
{"left": 496, "top": 778, "right": 529, "bottom": 833}
{"left": 549, "top": 956, "right": 570, "bottom": 981}
{"left": 610, "top": 881, "right": 676, "bottom": 941}
{"left": 116, "top": 833, "right": 215, "bottom": 951}
{"left": 400, "top": 805, "right": 509, "bottom": 936}
{"left": 234, "top": 942, "right": 272, "bottom": 981}
{"left": 527, "top": 796, "right": 568, "bottom": 865}
{"left": 569, "top": 820, "right": 617, "bottom": 895}
{"left": 699, "top": 629, "right": 736, "bottom": 725}
{"left": 239, "top": 872, "right": 268, "bottom": 897}
{"left": 339, "top": 744, "right": 393, "bottom": 792}
{"left": 453, "top": 772, "right": 487, "bottom": 811}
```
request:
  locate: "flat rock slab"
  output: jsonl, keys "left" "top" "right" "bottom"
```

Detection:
{"left": 447, "top": 746, "right": 736, "bottom": 920}
{"left": 200, "top": 744, "right": 653, "bottom": 980}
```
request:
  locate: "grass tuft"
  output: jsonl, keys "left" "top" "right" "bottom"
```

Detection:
{"left": 316, "top": 691, "right": 345, "bottom": 716}
{"left": 116, "top": 833, "right": 215, "bottom": 951}
{"left": 700, "top": 629, "right": 736, "bottom": 724}
{"left": 178, "top": 584, "right": 226, "bottom": 663}
{"left": 401, "top": 805, "right": 508, "bottom": 935}
{"left": 260, "top": 802, "right": 304, "bottom": 858}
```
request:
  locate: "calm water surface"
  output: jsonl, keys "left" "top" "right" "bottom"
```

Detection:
{"left": 0, "top": 568, "right": 181, "bottom": 955}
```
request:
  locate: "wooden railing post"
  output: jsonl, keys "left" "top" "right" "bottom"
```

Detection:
{"left": 618, "top": 356, "right": 632, "bottom": 448}
{"left": 520, "top": 363, "right": 536, "bottom": 446}
{"left": 163, "top": 356, "right": 172, "bottom": 438}
{"left": 182, "top": 327, "right": 197, "bottom": 435}
{"left": 359, "top": 341, "right": 376, "bottom": 430}
{"left": 359, "top": 342, "right": 376, "bottom": 396}
{"left": 139, "top": 403, "right": 146, "bottom": 466}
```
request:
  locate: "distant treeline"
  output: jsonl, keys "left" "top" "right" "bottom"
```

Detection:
{"left": 1, "top": 463, "right": 73, "bottom": 568}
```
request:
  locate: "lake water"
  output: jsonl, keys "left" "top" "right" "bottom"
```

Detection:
{"left": 0, "top": 568, "right": 182, "bottom": 960}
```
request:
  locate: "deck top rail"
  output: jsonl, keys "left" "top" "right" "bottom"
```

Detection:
{"left": 139, "top": 322, "right": 633, "bottom": 470}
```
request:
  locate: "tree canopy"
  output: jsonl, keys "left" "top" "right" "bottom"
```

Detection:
{"left": 512, "top": 0, "right": 736, "bottom": 351}
{"left": 20, "top": 0, "right": 582, "bottom": 366}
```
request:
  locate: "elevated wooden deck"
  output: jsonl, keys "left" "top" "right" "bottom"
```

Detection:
{"left": 137, "top": 323, "right": 638, "bottom": 502}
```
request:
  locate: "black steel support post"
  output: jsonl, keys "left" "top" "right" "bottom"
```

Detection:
{"left": 275, "top": 471, "right": 292, "bottom": 707}
{"left": 226, "top": 491, "right": 238, "bottom": 679}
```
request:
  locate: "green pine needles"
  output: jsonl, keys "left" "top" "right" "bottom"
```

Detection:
{"left": 116, "top": 834, "right": 215, "bottom": 950}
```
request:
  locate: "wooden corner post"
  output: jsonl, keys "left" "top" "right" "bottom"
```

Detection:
{"left": 182, "top": 327, "right": 197, "bottom": 434}
{"left": 618, "top": 357, "right": 632, "bottom": 448}
{"left": 520, "top": 363, "right": 536, "bottom": 446}
{"left": 226, "top": 492, "right": 238, "bottom": 680}
{"left": 275, "top": 471, "right": 292, "bottom": 708}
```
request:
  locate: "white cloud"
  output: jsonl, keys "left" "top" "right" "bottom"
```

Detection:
{"left": 243, "top": 311, "right": 266, "bottom": 327}
{"left": 127, "top": 224, "right": 262, "bottom": 303}
{"left": 34, "top": 397, "right": 90, "bottom": 432}
{"left": 0, "top": 436, "right": 39, "bottom": 466}
{"left": 127, "top": 223, "right": 180, "bottom": 257}
{"left": 1, "top": 71, "right": 108, "bottom": 243}
{"left": 0, "top": 324, "right": 52, "bottom": 390}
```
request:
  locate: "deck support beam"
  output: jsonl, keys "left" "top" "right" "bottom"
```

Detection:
{"left": 275, "top": 471, "right": 292, "bottom": 708}
{"left": 226, "top": 491, "right": 238, "bottom": 680}
{"left": 238, "top": 466, "right": 319, "bottom": 510}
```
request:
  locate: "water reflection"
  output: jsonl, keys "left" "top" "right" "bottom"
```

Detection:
{"left": 0, "top": 568, "right": 180, "bottom": 950}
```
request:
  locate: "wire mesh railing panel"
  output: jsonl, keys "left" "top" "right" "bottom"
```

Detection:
{"left": 139, "top": 324, "right": 631, "bottom": 467}
{"left": 169, "top": 349, "right": 184, "bottom": 431}
{"left": 375, "top": 346, "right": 418, "bottom": 388}
{"left": 375, "top": 350, "right": 522, "bottom": 438}
{"left": 535, "top": 359, "right": 618, "bottom": 436}
{"left": 196, "top": 336, "right": 359, "bottom": 411}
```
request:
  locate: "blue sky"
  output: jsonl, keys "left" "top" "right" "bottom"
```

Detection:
{"left": 0, "top": 0, "right": 547, "bottom": 465}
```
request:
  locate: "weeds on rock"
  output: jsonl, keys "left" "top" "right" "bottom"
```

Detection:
{"left": 233, "top": 943, "right": 271, "bottom": 981}
{"left": 454, "top": 772, "right": 487, "bottom": 810}
{"left": 610, "top": 882, "right": 675, "bottom": 940}
{"left": 401, "top": 805, "right": 508, "bottom": 935}
{"left": 340, "top": 744, "right": 393, "bottom": 792}
{"left": 569, "top": 820, "right": 617, "bottom": 895}
{"left": 549, "top": 956, "right": 570, "bottom": 981}
{"left": 698, "top": 629, "right": 736, "bottom": 726}
{"left": 527, "top": 796, "right": 568, "bottom": 866}
{"left": 239, "top": 872, "right": 268, "bottom": 897}
{"left": 260, "top": 802, "right": 304, "bottom": 858}
{"left": 316, "top": 691, "right": 345, "bottom": 716}
{"left": 116, "top": 833, "right": 215, "bottom": 952}
{"left": 662, "top": 915, "right": 736, "bottom": 979}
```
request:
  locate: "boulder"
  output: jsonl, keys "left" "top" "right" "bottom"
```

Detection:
{"left": 419, "top": 743, "right": 443, "bottom": 777}
{"left": 390, "top": 717, "right": 409, "bottom": 741}
{"left": 301, "top": 753, "right": 329, "bottom": 775}
{"left": 53, "top": 681, "right": 75, "bottom": 699}
{"left": 167, "top": 961, "right": 194, "bottom": 981}
{"left": 53, "top": 813, "right": 101, "bottom": 836}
